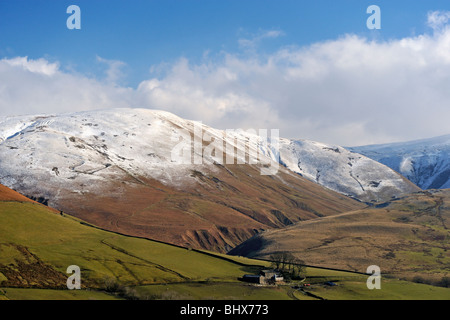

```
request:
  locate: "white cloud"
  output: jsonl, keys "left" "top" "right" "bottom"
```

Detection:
{"left": 238, "top": 29, "right": 285, "bottom": 50}
{"left": 427, "top": 10, "right": 450, "bottom": 32}
{"left": 2, "top": 56, "right": 59, "bottom": 76}
{"left": 136, "top": 26, "right": 450, "bottom": 145}
{"left": 135, "top": 57, "right": 278, "bottom": 129}
{"left": 0, "top": 56, "right": 133, "bottom": 117}
{"left": 96, "top": 55, "right": 127, "bottom": 85}
{"left": 2, "top": 17, "right": 450, "bottom": 146}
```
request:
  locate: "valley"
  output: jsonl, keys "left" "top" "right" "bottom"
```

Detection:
{"left": 0, "top": 183, "right": 448, "bottom": 300}
{"left": 229, "top": 190, "right": 450, "bottom": 286}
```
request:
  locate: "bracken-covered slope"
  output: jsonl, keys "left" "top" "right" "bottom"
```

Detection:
{"left": 348, "top": 134, "right": 450, "bottom": 190}
{"left": 0, "top": 183, "right": 36, "bottom": 202}
{"left": 229, "top": 190, "right": 450, "bottom": 283}
{"left": 0, "top": 108, "right": 367, "bottom": 252}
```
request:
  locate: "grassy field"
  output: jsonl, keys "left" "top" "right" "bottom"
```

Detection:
{"left": 0, "top": 287, "right": 120, "bottom": 300}
{"left": 303, "top": 279, "right": 450, "bottom": 300}
{"left": 134, "top": 282, "right": 291, "bottom": 300}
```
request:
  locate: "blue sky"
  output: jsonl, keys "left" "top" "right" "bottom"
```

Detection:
{"left": 1, "top": 0, "right": 445, "bottom": 86}
{"left": 2, "top": 1, "right": 450, "bottom": 145}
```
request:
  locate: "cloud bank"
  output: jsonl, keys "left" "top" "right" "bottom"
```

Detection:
{"left": 2, "top": 11, "right": 450, "bottom": 146}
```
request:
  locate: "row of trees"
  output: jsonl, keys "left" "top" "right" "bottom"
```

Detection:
{"left": 269, "top": 252, "right": 306, "bottom": 280}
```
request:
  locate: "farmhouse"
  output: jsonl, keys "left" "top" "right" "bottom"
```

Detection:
{"left": 242, "top": 269, "right": 284, "bottom": 285}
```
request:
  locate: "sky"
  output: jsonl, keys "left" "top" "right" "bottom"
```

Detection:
{"left": 1, "top": 0, "right": 450, "bottom": 146}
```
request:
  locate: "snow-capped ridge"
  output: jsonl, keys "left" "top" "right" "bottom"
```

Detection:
{"left": 0, "top": 107, "right": 419, "bottom": 203}
{"left": 277, "top": 138, "right": 419, "bottom": 202}
{"left": 349, "top": 134, "right": 450, "bottom": 190}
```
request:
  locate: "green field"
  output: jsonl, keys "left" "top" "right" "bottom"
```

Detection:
{"left": 303, "top": 279, "right": 450, "bottom": 300}
{"left": 0, "top": 287, "right": 120, "bottom": 300}
{"left": 134, "top": 282, "right": 291, "bottom": 300}
{"left": 0, "top": 200, "right": 448, "bottom": 300}
{"left": 0, "top": 201, "right": 260, "bottom": 287}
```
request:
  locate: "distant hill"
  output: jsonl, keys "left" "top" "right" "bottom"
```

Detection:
{"left": 279, "top": 138, "right": 419, "bottom": 202}
{"left": 348, "top": 134, "right": 450, "bottom": 190}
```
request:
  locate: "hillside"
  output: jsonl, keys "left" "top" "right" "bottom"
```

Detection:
{"left": 0, "top": 108, "right": 420, "bottom": 252}
{"left": 0, "top": 184, "right": 36, "bottom": 202}
{"left": 348, "top": 134, "right": 450, "bottom": 190}
{"left": 229, "top": 189, "right": 450, "bottom": 285}
{"left": 0, "top": 184, "right": 270, "bottom": 296}
{"left": 0, "top": 108, "right": 368, "bottom": 252}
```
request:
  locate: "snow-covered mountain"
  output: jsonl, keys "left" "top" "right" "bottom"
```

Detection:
{"left": 0, "top": 108, "right": 423, "bottom": 251}
{"left": 0, "top": 108, "right": 279, "bottom": 199}
{"left": 0, "top": 108, "right": 366, "bottom": 251}
{"left": 348, "top": 135, "right": 450, "bottom": 190}
{"left": 0, "top": 108, "right": 418, "bottom": 204}
{"left": 278, "top": 139, "right": 419, "bottom": 202}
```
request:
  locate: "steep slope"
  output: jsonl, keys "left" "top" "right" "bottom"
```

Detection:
{"left": 279, "top": 139, "right": 420, "bottom": 203}
{"left": 0, "top": 183, "right": 266, "bottom": 291}
{"left": 348, "top": 134, "right": 450, "bottom": 190}
{"left": 0, "top": 108, "right": 365, "bottom": 252}
{"left": 0, "top": 184, "right": 36, "bottom": 202}
{"left": 229, "top": 190, "right": 450, "bottom": 283}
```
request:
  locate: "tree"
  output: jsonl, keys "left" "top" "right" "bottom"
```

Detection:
{"left": 269, "top": 252, "right": 284, "bottom": 270}
{"left": 280, "top": 252, "right": 295, "bottom": 272}
{"left": 269, "top": 252, "right": 306, "bottom": 280}
{"left": 291, "top": 258, "right": 306, "bottom": 279}
{"left": 438, "top": 276, "right": 450, "bottom": 288}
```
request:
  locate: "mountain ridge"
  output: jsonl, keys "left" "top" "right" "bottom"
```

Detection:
{"left": 0, "top": 108, "right": 418, "bottom": 202}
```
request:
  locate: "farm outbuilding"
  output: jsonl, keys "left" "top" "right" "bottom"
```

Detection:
{"left": 242, "top": 269, "right": 283, "bottom": 285}
{"left": 242, "top": 274, "right": 264, "bottom": 284}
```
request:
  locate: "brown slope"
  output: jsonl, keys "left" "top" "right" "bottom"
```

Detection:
{"left": 229, "top": 189, "right": 450, "bottom": 283}
{"left": 0, "top": 184, "right": 35, "bottom": 202}
{"left": 55, "top": 163, "right": 365, "bottom": 253}
{"left": 0, "top": 184, "right": 61, "bottom": 216}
